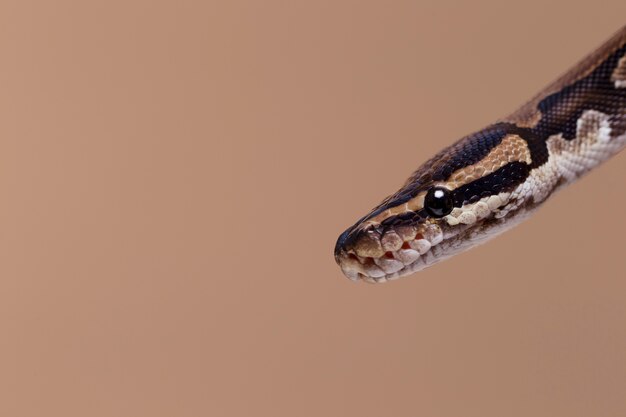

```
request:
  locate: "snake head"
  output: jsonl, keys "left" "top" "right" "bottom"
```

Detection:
{"left": 335, "top": 26, "right": 626, "bottom": 282}
{"left": 334, "top": 123, "right": 540, "bottom": 283}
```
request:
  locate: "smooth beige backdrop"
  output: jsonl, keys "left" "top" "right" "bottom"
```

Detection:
{"left": 1, "top": 1, "right": 625, "bottom": 416}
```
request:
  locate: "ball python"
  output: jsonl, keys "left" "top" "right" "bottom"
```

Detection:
{"left": 334, "top": 25, "right": 626, "bottom": 283}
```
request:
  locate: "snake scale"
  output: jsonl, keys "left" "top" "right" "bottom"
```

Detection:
{"left": 335, "top": 25, "right": 626, "bottom": 283}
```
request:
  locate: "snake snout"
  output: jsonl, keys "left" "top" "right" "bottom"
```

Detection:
{"left": 335, "top": 227, "right": 384, "bottom": 259}
{"left": 335, "top": 222, "right": 443, "bottom": 283}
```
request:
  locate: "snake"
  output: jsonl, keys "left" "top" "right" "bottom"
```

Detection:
{"left": 334, "top": 25, "right": 626, "bottom": 283}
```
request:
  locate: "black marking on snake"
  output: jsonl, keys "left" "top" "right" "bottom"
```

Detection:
{"left": 533, "top": 43, "right": 626, "bottom": 140}
{"left": 380, "top": 210, "right": 425, "bottom": 227}
{"left": 378, "top": 210, "right": 428, "bottom": 236}
{"left": 451, "top": 161, "right": 530, "bottom": 206}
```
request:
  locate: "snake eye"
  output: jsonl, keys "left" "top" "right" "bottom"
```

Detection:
{"left": 425, "top": 186, "right": 453, "bottom": 218}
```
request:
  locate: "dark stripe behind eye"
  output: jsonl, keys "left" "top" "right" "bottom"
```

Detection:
{"left": 359, "top": 123, "right": 515, "bottom": 222}
{"left": 452, "top": 161, "right": 531, "bottom": 206}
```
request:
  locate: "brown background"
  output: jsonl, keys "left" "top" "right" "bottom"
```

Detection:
{"left": 0, "top": 1, "right": 625, "bottom": 416}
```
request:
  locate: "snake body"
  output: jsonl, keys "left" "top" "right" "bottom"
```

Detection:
{"left": 335, "top": 25, "right": 626, "bottom": 283}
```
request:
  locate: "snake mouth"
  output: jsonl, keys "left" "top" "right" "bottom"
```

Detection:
{"left": 335, "top": 202, "right": 535, "bottom": 283}
{"left": 334, "top": 222, "right": 445, "bottom": 283}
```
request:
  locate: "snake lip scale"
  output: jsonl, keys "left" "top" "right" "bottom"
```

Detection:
{"left": 335, "top": 25, "right": 626, "bottom": 283}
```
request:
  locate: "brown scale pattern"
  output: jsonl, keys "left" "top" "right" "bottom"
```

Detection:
{"left": 445, "top": 134, "right": 531, "bottom": 189}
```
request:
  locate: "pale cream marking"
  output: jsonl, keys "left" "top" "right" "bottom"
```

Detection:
{"left": 409, "top": 239, "right": 431, "bottom": 254}
{"left": 500, "top": 110, "right": 626, "bottom": 218}
{"left": 611, "top": 55, "right": 626, "bottom": 88}
{"left": 373, "top": 257, "right": 404, "bottom": 274}
{"left": 445, "top": 193, "right": 510, "bottom": 225}
{"left": 396, "top": 248, "right": 420, "bottom": 265}
{"left": 339, "top": 256, "right": 385, "bottom": 280}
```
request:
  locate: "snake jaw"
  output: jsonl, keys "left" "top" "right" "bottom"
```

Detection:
{"left": 334, "top": 222, "right": 444, "bottom": 283}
